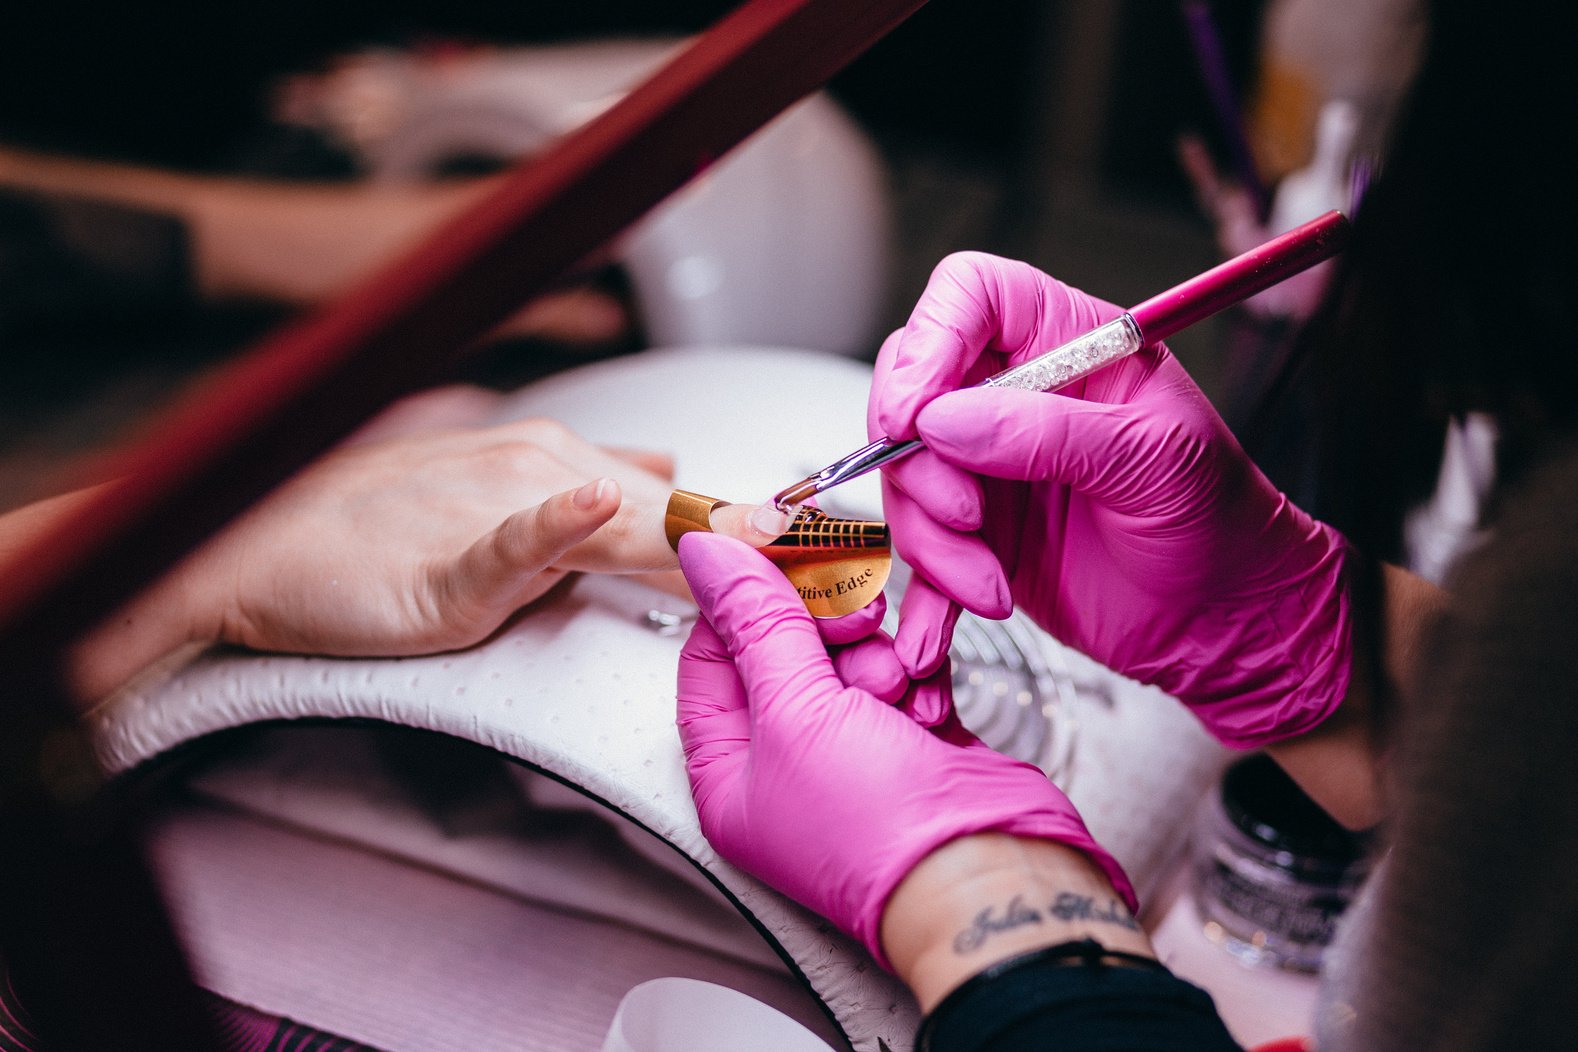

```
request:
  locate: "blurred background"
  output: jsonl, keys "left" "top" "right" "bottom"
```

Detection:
{"left": 0, "top": 0, "right": 1417, "bottom": 512}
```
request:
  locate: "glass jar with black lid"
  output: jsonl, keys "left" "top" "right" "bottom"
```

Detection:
{"left": 1191, "top": 752, "right": 1375, "bottom": 971}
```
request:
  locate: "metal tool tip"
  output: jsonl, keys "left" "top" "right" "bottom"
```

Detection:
{"left": 771, "top": 478, "right": 820, "bottom": 510}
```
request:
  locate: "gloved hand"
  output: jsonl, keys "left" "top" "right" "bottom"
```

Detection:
{"left": 676, "top": 531, "right": 1133, "bottom": 968}
{"left": 869, "top": 252, "right": 1352, "bottom": 749}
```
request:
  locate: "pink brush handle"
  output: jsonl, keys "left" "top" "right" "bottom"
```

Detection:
{"left": 1129, "top": 210, "right": 1351, "bottom": 343}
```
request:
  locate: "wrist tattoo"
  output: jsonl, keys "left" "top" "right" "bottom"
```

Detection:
{"left": 1049, "top": 891, "right": 1139, "bottom": 930}
{"left": 952, "top": 891, "right": 1137, "bottom": 955}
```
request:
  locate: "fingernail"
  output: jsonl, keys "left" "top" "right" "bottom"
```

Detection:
{"left": 573, "top": 478, "right": 609, "bottom": 509}
{"left": 749, "top": 504, "right": 791, "bottom": 538}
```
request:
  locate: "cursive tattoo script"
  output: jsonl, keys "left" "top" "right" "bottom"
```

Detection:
{"left": 952, "top": 890, "right": 1138, "bottom": 955}
{"left": 1048, "top": 892, "right": 1140, "bottom": 930}
{"left": 952, "top": 894, "right": 1044, "bottom": 953}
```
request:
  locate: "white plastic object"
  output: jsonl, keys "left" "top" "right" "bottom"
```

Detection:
{"left": 1403, "top": 412, "right": 1498, "bottom": 584}
{"left": 1242, "top": 98, "right": 1358, "bottom": 319}
{"left": 600, "top": 978, "right": 836, "bottom": 1052}
{"left": 1267, "top": 98, "right": 1360, "bottom": 236}
{"left": 298, "top": 40, "right": 891, "bottom": 357}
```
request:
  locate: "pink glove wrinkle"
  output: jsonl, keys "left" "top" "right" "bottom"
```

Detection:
{"left": 676, "top": 532, "right": 1134, "bottom": 969}
{"left": 871, "top": 252, "right": 1353, "bottom": 749}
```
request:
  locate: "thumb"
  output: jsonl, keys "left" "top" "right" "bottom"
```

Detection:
{"left": 441, "top": 478, "right": 620, "bottom": 612}
{"left": 678, "top": 532, "right": 845, "bottom": 715}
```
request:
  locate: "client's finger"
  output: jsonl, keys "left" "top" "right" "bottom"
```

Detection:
{"left": 709, "top": 502, "right": 792, "bottom": 545}
{"left": 444, "top": 478, "right": 620, "bottom": 616}
{"left": 557, "top": 497, "right": 679, "bottom": 573}
{"left": 603, "top": 446, "right": 676, "bottom": 481}
{"left": 562, "top": 496, "right": 793, "bottom": 578}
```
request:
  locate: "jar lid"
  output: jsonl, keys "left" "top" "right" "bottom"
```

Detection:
{"left": 1220, "top": 752, "right": 1370, "bottom": 863}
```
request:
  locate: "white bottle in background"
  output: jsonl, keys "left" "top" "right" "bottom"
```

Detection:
{"left": 1246, "top": 97, "right": 1360, "bottom": 319}
{"left": 1269, "top": 97, "right": 1360, "bottom": 235}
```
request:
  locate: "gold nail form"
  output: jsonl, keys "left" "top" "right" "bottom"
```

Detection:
{"left": 665, "top": 490, "right": 729, "bottom": 550}
{"left": 665, "top": 490, "right": 890, "bottom": 618}
{"left": 765, "top": 505, "right": 889, "bottom": 550}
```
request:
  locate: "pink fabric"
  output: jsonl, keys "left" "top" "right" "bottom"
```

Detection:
{"left": 869, "top": 252, "right": 1352, "bottom": 748}
{"left": 0, "top": 965, "right": 377, "bottom": 1052}
{"left": 675, "top": 532, "right": 1134, "bottom": 970}
{"left": 0, "top": 969, "right": 38, "bottom": 1052}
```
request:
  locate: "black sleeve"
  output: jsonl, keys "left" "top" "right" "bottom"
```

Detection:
{"left": 0, "top": 186, "right": 194, "bottom": 341}
{"left": 919, "top": 949, "right": 1246, "bottom": 1052}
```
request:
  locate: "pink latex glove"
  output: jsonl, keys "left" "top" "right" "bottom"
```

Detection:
{"left": 870, "top": 252, "right": 1352, "bottom": 749}
{"left": 676, "top": 532, "right": 1134, "bottom": 968}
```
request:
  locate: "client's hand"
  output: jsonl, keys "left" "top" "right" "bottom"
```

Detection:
{"left": 66, "top": 415, "right": 777, "bottom": 700}
{"left": 675, "top": 531, "right": 1133, "bottom": 969}
{"left": 870, "top": 252, "right": 1352, "bottom": 748}
{"left": 190, "top": 417, "right": 687, "bottom": 655}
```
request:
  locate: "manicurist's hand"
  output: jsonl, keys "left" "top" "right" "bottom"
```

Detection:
{"left": 869, "top": 252, "right": 1353, "bottom": 750}
{"left": 675, "top": 531, "right": 1134, "bottom": 970}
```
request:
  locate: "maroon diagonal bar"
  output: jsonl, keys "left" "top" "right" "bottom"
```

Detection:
{"left": 0, "top": 0, "right": 927, "bottom": 653}
{"left": 0, "top": 1, "right": 927, "bottom": 1046}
